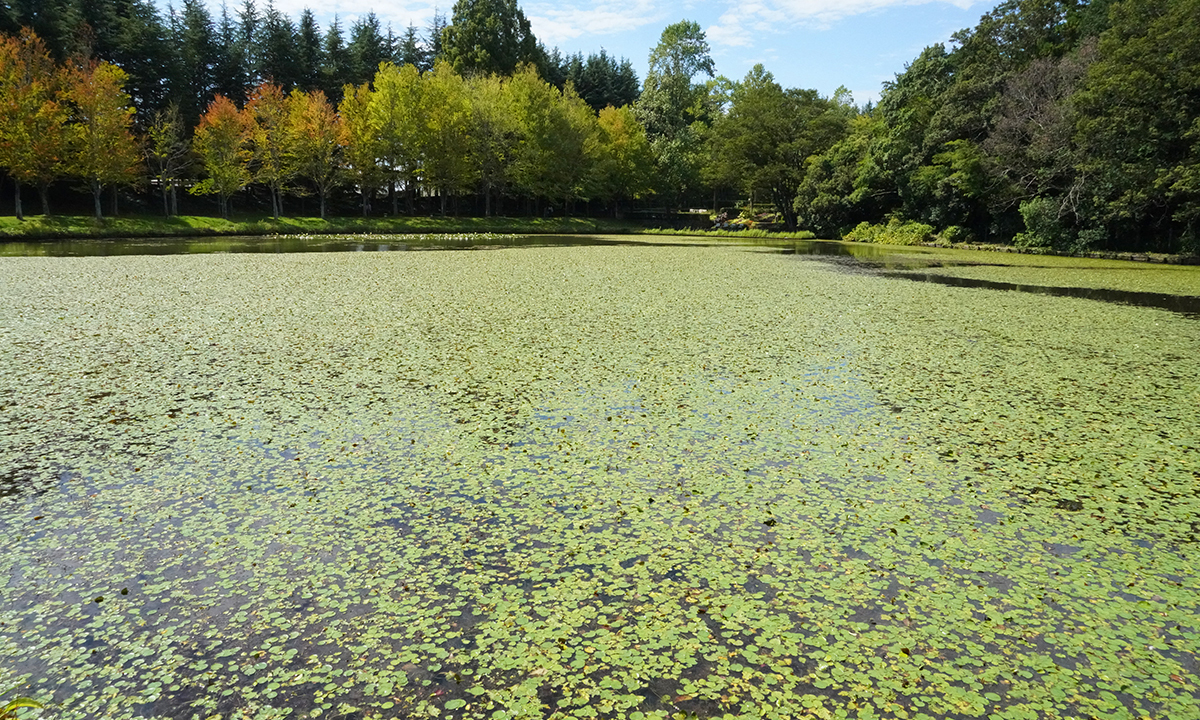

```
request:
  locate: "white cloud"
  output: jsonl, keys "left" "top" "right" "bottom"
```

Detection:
{"left": 706, "top": 0, "right": 978, "bottom": 47}
{"left": 525, "top": 0, "right": 666, "bottom": 44}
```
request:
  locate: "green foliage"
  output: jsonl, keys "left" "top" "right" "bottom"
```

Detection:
{"left": 635, "top": 20, "right": 715, "bottom": 208}
{"left": 843, "top": 218, "right": 934, "bottom": 245}
{"left": 0, "top": 689, "right": 43, "bottom": 719}
{"left": 1013, "top": 196, "right": 1067, "bottom": 248}
{"left": 441, "top": 0, "right": 542, "bottom": 77}
{"left": 1072, "top": 0, "right": 1200, "bottom": 252}
{"left": 709, "top": 64, "right": 850, "bottom": 229}
{"left": 938, "top": 225, "right": 975, "bottom": 244}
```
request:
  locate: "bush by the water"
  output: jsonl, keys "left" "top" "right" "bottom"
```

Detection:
{"left": 843, "top": 219, "right": 934, "bottom": 246}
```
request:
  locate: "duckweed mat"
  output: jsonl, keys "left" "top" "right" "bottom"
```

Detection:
{"left": 1, "top": 243, "right": 1197, "bottom": 719}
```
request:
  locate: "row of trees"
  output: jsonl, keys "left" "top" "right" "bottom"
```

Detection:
{"left": 0, "top": 0, "right": 641, "bottom": 128}
{"left": 0, "top": 30, "right": 140, "bottom": 219}
{"left": 169, "top": 62, "right": 655, "bottom": 220}
{"left": 0, "top": 19, "right": 656, "bottom": 221}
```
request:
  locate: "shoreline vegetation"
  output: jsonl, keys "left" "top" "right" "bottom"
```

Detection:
{"left": 3, "top": 214, "right": 1197, "bottom": 265}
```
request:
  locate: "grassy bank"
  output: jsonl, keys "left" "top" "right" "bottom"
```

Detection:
{"left": 0, "top": 213, "right": 647, "bottom": 240}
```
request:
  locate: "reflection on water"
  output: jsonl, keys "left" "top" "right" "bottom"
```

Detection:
{"left": 879, "top": 270, "right": 1200, "bottom": 316}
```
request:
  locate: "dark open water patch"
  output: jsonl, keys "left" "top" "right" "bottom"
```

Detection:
{"left": 880, "top": 270, "right": 1200, "bottom": 317}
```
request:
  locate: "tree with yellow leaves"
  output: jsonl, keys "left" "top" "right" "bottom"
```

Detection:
{"left": 287, "top": 89, "right": 343, "bottom": 219}
{"left": 63, "top": 60, "right": 143, "bottom": 219}
{"left": 245, "top": 82, "right": 295, "bottom": 219}
{"left": 0, "top": 29, "right": 68, "bottom": 219}
{"left": 339, "top": 82, "right": 385, "bottom": 216}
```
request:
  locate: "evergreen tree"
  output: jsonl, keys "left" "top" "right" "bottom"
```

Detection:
{"left": 320, "top": 15, "right": 350, "bottom": 101}
{"left": 213, "top": 2, "right": 249, "bottom": 105}
{"left": 347, "top": 12, "right": 388, "bottom": 85}
{"left": 172, "top": 0, "right": 219, "bottom": 127}
{"left": 7, "top": 0, "right": 78, "bottom": 59}
{"left": 442, "top": 0, "right": 542, "bottom": 76}
{"left": 425, "top": 9, "right": 447, "bottom": 65}
{"left": 237, "top": 0, "right": 261, "bottom": 86}
{"left": 564, "top": 49, "right": 639, "bottom": 111}
{"left": 295, "top": 9, "right": 323, "bottom": 91}
{"left": 396, "top": 23, "right": 426, "bottom": 69}
{"left": 258, "top": 0, "right": 299, "bottom": 89}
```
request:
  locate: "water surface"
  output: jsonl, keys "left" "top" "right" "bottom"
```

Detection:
{"left": 0, "top": 240, "right": 1197, "bottom": 719}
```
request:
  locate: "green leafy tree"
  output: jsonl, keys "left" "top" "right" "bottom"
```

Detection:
{"left": 369, "top": 62, "right": 424, "bottom": 213}
{"left": 338, "top": 81, "right": 385, "bottom": 216}
{"left": 442, "top": 0, "right": 542, "bottom": 76}
{"left": 635, "top": 20, "right": 715, "bottom": 209}
{"left": 421, "top": 61, "right": 475, "bottom": 214}
{"left": 64, "top": 60, "right": 143, "bottom": 219}
{"left": 190, "top": 93, "right": 251, "bottom": 218}
{"left": 466, "top": 72, "right": 520, "bottom": 215}
{"left": 708, "top": 65, "right": 848, "bottom": 229}
{"left": 0, "top": 29, "right": 68, "bottom": 219}
{"left": 795, "top": 113, "right": 888, "bottom": 236}
{"left": 145, "top": 102, "right": 190, "bottom": 216}
{"left": 1073, "top": 0, "right": 1200, "bottom": 252}
{"left": 594, "top": 104, "right": 654, "bottom": 217}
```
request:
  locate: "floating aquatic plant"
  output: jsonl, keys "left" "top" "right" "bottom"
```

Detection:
{"left": 0, "top": 240, "right": 1197, "bottom": 719}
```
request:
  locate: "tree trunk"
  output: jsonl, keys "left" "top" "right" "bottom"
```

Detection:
{"left": 162, "top": 184, "right": 170, "bottom": 217}
{"left": 92, "top": 180, "right": 103, "bottom": 220}
{"left": 391, "top": 181, "right": 398, "bottom": 215}
{"left": 362, "top": 189, "right": 369, "bottom": 217}
{"left": 111, "top": 186, "right": 119, "bottom": 217}
{"left": 319, "top": 191, "right": 326, "bottom": 220}
{"left": 440, "top": 191, "right": 446, "bottom": 216}
{"left": 14, "top": 180, "right": 22, "bottom": 221}
{"left": 484, "top": 187, "right": 491, "bottom": 217}
{"left": 170, "top": 185, "right": 178, "bottom": 217}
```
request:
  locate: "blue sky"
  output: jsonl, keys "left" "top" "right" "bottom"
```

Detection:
{"left": 185, "top": 0, "right": 995, "bottom": 103}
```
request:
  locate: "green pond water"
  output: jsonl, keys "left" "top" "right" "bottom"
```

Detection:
{"left": 0, "top": 236, "right": 1198, "bottom": 720}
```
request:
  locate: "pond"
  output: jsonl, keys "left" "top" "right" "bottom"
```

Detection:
{"left": 1, "top": 235, "right": 1197, "bottom": 720}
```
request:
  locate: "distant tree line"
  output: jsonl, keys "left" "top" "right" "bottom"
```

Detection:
{"left": 0, "top": 0, "right": 1195, "bottom": 253}
{"left": 0, "top": 0, "right": 648, "bottom": 219}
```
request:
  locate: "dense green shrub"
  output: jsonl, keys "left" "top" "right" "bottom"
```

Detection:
{"left": 842, "top": 219, "right": 934, "bottom": 246}
{"left": 1013, "top": 197, "right": 1067, "bottom": 249}
{"left": 938, "top": 225, "right": 974, "bottom": 244}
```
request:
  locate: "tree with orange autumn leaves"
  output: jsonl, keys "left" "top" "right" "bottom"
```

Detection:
{"left": 0, "top": 29, "right": 68, "bottom": 219}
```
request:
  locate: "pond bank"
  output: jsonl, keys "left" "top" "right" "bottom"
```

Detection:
{"left": 0, "top": 214, "right": 645, "bottom": 241}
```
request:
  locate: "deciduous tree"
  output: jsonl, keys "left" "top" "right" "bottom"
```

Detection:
{"left": 190, "top": 93, "right": 251, "bottom": 218}
{"left": 64, "top": 60, "right": 142, "bottom": 219}
{"left": 338, "top": 81, "right": 384, "bottom": 216}
{"left": 287, "top": 88, "right": 342, "bottom": 219}
{"left": 244, "top": 80, "right": 294, "bottom": 217}
{"left": 0, "top": 29, "right": 68, "bottom": 218}
{"left": 145, "top": 102, "right": 190, "bottom": 216}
